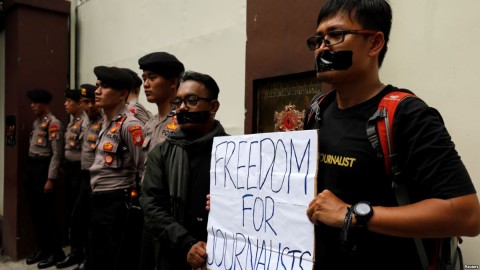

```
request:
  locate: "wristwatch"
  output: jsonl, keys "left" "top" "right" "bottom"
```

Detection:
{"left": 352, "top": 201, "right": 373, "bottom": 228}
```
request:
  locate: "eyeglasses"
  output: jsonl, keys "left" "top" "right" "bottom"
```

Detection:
{"left": 170, "top": 95, "right": 214, "bottom": 109}
{"left": 306, "top": 29, "right": 377, "bottom": 50}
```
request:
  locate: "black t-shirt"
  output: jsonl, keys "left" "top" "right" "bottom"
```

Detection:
{"left": 310, "top": 85, "right": 475, "bottom": 269}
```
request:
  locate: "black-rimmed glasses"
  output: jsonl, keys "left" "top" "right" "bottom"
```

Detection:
{"left": 170, "top": 95, "right": 214, "bottom": 109}
{"left": 306, "top": 29, "right": 378, "bottom": 50}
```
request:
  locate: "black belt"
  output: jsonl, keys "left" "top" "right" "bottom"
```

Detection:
{"left": 91, "top": 188, "right": 133, "bottom": 203}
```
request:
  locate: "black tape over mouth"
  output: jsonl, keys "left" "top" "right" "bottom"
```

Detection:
{"left": 176, "top": 111, "right": 210, "bottom": 124}
{"left": 315, "top": 51, "right": 353, "bottom": 72}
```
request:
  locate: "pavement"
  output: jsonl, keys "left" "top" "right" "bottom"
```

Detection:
{"left": 0, "top": 247, "right": 77, "bottom": 270}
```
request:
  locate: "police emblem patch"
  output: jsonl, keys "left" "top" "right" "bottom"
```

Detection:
{"left": 131, "top": 130, "right": 144, "bottom": 146}
{"left": 103, "top": 142, "right": 113, "bottom": 151}
{"left": 167, "top": 122, "right": 178, "bottom": 130}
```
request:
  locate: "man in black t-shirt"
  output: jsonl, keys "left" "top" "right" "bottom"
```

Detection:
{"left": 304, "top": 1, "right": 480, "bottom": 269}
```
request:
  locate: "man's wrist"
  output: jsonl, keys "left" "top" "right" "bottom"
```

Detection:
{"left": 186, "top": 239, "right": 198, "bottom": 253}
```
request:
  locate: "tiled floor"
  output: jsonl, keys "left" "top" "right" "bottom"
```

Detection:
{"left": 0, "top": 247, "right": 77, "bottom": 270}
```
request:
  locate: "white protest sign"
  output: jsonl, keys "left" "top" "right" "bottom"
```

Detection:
{"left": 207, "top": 130, "right": 317, "bottom": 270}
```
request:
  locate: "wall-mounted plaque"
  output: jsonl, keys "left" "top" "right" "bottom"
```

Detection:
{"left": 254, "top": 71, "right": 322, "bottom": 133}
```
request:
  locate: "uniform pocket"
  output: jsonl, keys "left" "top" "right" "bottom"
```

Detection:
{"left": 35, "top": 132, "right": 48, "bottom": 147}
{"left": 101, "top": 141, "right": 123, "bottom": 168}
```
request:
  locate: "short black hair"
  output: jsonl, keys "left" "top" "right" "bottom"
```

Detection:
{"left": 180, "top": 71, "right": 219, "bottom": 99}
{"left": 317, "top": 0, "right": 392, "bottom": 67}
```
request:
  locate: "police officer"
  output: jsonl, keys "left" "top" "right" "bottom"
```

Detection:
{"left": 137, "top": 51, "right": 184, "bottom": 270}
{"left": 72, "top": 83, "right": 103, "bottom": 270}
{"left": 89, "top": 66, "right": 146, "bottom": 270}
{"left": 123, "top": 68, "right": 153, "bottom": 125}
{"left": 56, "top": 88, "right": 86, "bottom": 269}
{"left": 138, "top": 52, "right": 184, "bottom": 153}
{"left": 25, "top": 89, "right": 66, "bottom": 269}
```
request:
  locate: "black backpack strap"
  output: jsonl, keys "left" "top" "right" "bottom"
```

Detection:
{"left": 304, "top": 90, "right": 335, "bottom": 130}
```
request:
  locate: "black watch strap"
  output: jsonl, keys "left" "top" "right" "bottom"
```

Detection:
{"left": 339, "top": 207, "right": 353, "bottom": 244}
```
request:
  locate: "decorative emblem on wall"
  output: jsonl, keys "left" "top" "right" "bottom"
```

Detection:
{"left": 274, "top": 104, "right": 305, "bottom": 131}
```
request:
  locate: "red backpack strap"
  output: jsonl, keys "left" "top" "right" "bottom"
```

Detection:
{"left": 367, "top": 90, "right": 434, "bottom": 269}
{"left": 366, "top": 91, "right": 416, "bottom": 176}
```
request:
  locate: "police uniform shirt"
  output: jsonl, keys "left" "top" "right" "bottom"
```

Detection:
{"left": 80, "top": 113, "right": 103, "bottom": 170}
{"left": 29, "top": 112, "right": 64, "bottom": 180}
{"left": 89, "top": 106, "right": 146, "bottom": 192}
{"left": 143, "top": 113, "right": 178, "bottom": 153}
{"left": 127, "top": 100, "right": 153, "bottom": 125}
{"left": 64, "top": 114, "right": 85, "bottom": 162}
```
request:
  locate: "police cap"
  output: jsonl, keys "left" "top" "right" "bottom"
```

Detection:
{"left": 27, "top": 88, "right": 53, "bottom": 104}
{"left": 65, "top": 88, "right": 81, "bottom": 101}
{"left": 121, "top": 68, "right": 143, "bottom": 91}
{"left": 93, "top": 66, "right": 133, "bottom": 90}
{"left": 138, "top": 52, "right": 185, "bottom": 78}
{"left": 80, "top": 84, "right": 96, "bottom": 98}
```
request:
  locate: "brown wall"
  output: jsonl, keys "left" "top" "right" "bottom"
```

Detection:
{"left": 3, "top": 0, "right": 70, "bottom": 260}
{"left": 245, "top": 0, "right": 327, "bottom": 133}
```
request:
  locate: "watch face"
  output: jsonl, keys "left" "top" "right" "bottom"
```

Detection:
{"left": 354, "top": 203, "right": 371, "bottom": 215}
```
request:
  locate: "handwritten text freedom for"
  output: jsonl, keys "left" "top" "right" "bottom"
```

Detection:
{"left": 207, "top": 130, "right": 318, "bottom": 270}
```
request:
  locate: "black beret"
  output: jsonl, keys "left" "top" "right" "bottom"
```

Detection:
{"left": 80, "top": 84, "right": 96, "bottom": 98}
{"left": 65, "top": 88, "right": 81, "bottom": 101}
{"left": 27, "top": 88, "right": 53, "bottom": 103}
{"left": 93, "top": 66, "right": 134, "bottom": 90}
{"left": 138, "top": 52, "right": 185, "bottom": 78}
{"left": 121, "top": 68, "right": 143, "bottom": 90}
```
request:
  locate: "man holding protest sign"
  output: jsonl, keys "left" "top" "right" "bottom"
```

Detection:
{"left": 304, "top": 0, "right": 480, "bottom": 269}
{"left": 140, "top": 71, "right": 228, "bottom": 270}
